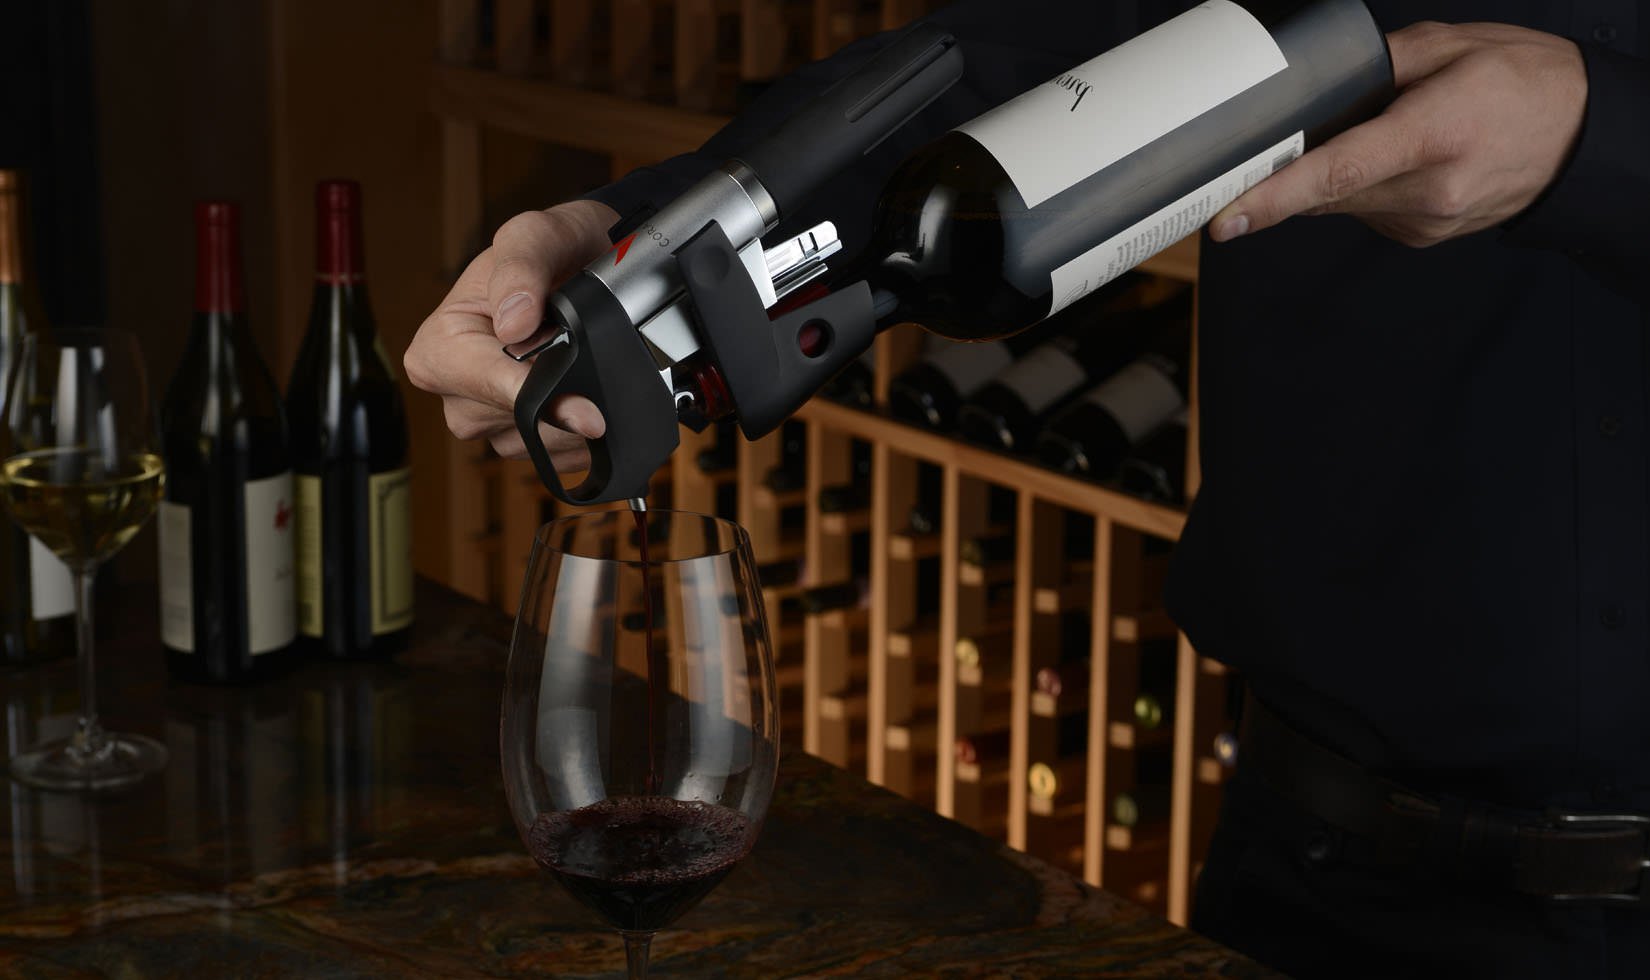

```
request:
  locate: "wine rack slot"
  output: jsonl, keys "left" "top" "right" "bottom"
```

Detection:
{"left": 434, "top": 0, "right": 1228, "bottom": 928}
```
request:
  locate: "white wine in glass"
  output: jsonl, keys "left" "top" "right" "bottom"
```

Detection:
{"left": 0, "top": 328, "right": 168, "bottom": 791}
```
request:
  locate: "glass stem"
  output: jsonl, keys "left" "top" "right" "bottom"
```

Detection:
{"left": 623, "top": 932, "right": 653, "bottom": 980}
{"left": 71, "top": 567, "right": 105, "bottom": 761}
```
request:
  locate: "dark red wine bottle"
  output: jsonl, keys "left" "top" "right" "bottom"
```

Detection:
{"left": 286, "top": 180, "right": 412, "bottom": 660}
{"left": 1036, "top": 318, "right": 1191, "bottom": 479}
{"left": 886, "top": 323, "right": 1059, "bottom": 431}
{"left": 783, "top": 577, "right": 869, "bottom": 616}
{"left": 0, "top": 170, "right": 74, "bottom": 667}
{"left": 844, "top": 0, "right": 1390, "bottom": 340}
{"left": 958, "top": 290, "right": 1189, "bottom": 453}
{"left": 161, "top": 202, "right": 299, "bottom": 683}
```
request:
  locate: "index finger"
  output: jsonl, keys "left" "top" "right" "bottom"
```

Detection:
{"left": 1208, "top": 112, "right": 1424, "bottom": 241}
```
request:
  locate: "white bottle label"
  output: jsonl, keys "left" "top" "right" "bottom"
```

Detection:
{"left": 28, "top": 536, "right": 73, "bottom": 620}
{"left": 157, "top": 473, "right": 296, "bottom": 656}
{"left": 1088, "top": 359, "right": 1188, "bottom": 444}
{"left": 955, "top": 0, "right": 1287, "bottom": 208}
{"left": 244, "top": 472, "right": 297, "bottom": 655}
{"left": 996, "top": 341, "right": 1088, "bottom": 416}
{"left": 926, "top": 339, "right": 1014, "bottom": 398}
{"left": 158, "top": 500, "right": 194, "bottom": 651}
{"left": 1050, "top": 131, "right": 1304, "bottom": 314}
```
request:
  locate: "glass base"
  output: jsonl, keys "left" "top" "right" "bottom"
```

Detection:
{"left": 9, "top": 732, "right": 168, "bottom": 792}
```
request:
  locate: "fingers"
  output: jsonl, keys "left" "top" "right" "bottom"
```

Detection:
{"left": 1387, "top": 21, "right": 1478, "bottom": 88}
{"left": 1209, "top": 111, "right": 1427, "bottom": 241}
{"left": 488, "top": 420, "right": 594, "bottom": 472}
{"left": 486, "top": 203, "right": 619, "bottom": 345}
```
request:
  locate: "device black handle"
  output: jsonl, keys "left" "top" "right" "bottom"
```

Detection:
{"left": 736, "top": 23, "right": 962, "bottom": 218}
{"left": 513, "top": 274, "right": 680, "bottom": 505}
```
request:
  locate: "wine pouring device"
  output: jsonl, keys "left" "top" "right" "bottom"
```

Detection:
{"left": 507, "top": 24, "right": 962, "bottom": 506}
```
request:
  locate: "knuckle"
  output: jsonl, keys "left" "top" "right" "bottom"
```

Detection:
{"left": 1321, "top": 156, "right": 1368, "bottom": 202}
{"left": 443, "top": 400, "right": 489, "bottom": 441}
{"left": 1423, "top": 179, "right": 1471, "bottom": 220}
{"left": 491, "top": 210, "right": 555, "bottom": 250}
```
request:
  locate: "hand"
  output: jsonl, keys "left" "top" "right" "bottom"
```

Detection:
{"left": 404, "top": 200, "right": 620, "bottom": 466}
{"left": 1209, "top": 21, "right": 1587, "bottom": 248}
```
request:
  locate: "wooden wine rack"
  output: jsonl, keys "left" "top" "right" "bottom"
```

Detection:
{"left": 433, "top": 0, "right": 1233, "bottom": 926}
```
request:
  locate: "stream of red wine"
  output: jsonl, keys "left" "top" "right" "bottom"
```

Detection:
{"left": 631, "top": 505, "right": 664, "bottom": 794}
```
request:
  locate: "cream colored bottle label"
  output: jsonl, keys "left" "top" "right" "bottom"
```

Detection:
{"left": 158, "top": 500, "right": 194, "bottom": 650}
{"left": 295, "top": 474, "right": 322, "bottom": 638}
{"left": 370, "top": 467, "right": 412, "bottom": 634}
{"left": 28, "top": 536, "right": 73, "bottom": 620}
{"left": 244, "top": 472, "right": 297, "bottom": 655}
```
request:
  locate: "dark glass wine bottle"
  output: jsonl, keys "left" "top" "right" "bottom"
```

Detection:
{"left": 0, "top": 170, "right": 74, "bottom": 667}
{"left": 1118, "top": 411, "right": 1190, "bottom": 503}
{"left": 958, "top": 290, "right": 1189, "bottom": 453}
{"left": 160, "top": 201, "right": 299, "bottom": 683}
{"left": 287, "top": 180, "right": 412, "bottom": 659}
{"left": 843, "top": 0, "right": 1390, "bottom": 340}
{"left": 763, "top": 420, "right": 807, "bottom": 492}
{"left": 819, "top": 347, "right": 874, "bottom": 409}
{"left": 886, "top": 324, "right": 1058, "bottom": 432}
{"left": 1036, "top": 318, "right": 1192, "bottom": 479}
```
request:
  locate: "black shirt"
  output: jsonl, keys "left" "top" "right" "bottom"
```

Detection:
{"left": 588, "top": 0, "right": 1650, "bottom": 809}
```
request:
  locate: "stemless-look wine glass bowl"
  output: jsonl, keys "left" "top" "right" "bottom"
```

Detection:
{"left": 0, "top": 328, "right": 167, "bottom": 791}
{"left": 501, "top": 510, "right": 779, "bottom": 979}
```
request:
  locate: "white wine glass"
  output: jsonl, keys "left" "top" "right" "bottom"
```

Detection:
{"left": 501, "top": 510, "right": 779, "bottom": 978}
{"left": 0, "top": 328, "right": 167, "bottom": 790}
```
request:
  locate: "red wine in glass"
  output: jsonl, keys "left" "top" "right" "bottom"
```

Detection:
{"left": 527, "top": 796, "right": 752, "bottom": 932}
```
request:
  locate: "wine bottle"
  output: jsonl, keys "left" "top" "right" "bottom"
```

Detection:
{"left": 756, "top": 558, "right": 803, "bottom": 588}
{"left": 1118, "top": 411, "right": 1190, "bottom": 503}
{"left": 782, "top": 577, "right": 869, "bottom": 616}
{"left": 1112, "top": 785, "right": 1171, "bottom": 828}
{"left": 286, "top": 180, "right": 412, "bottom": 660}
{"left": 818, "top": 484, "right": 867, "bottom": 514}
{"left": 0, "top": 170, "right": 74, "bottom": 667}
{"left": 956, "top": 287, "right": 1179, "bottom": 452}
{"left": 1213, "top": 731, "right": 1239, "bottom": 768}
{"left": 819, "top": 346, "right": 875, "bottom": 409}
{"left": 1036, "top": 318, "right": 1192, "bottom": 479}
{"left": 1132, "top": 637, "right": 1178, "bottom": 730}
{"left": 763, "top": 420, "right": 807, "bottom": 492}
{"left": 887, "top": 325, "right": 1057, "bottom": 431}
{"left": 845, "top": 0, "right": 1390, "bottom": 340}
{"left": 960, "top": 533, "right": 1014, "bottom": 568}
{"left": 160, "top": 202, "right": 299, "bottom": 683}
{"left": 957, "top": 710, "right": 1087, "bottom": 766}
{"left": 905, "top": 463, "right": 944, "bottom": 536}
{"left": 695, "top": 420, "right": 738, "bottom": 474}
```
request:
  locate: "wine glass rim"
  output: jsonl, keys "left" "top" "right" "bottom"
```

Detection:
{"left": 532, "top": 508, "right": 749, "bottom": 565}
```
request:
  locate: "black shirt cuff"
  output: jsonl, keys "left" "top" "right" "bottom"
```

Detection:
{"left": 1503, "top": 41, "right": 1650, "bottom": 273}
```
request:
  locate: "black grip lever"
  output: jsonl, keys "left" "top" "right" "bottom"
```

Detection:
{"left": 676, "top": 221, "right": 875, "bottom": 440}
{"left": 736, "top": 23, "right": 962, "bottom": 218}
{"left": 513, "top": 274, "right": 679, "bottom": 505}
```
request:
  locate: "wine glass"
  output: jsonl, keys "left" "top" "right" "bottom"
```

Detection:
{"left": 0, "top": 328, "right": 167, "bottom": 790}
{"left": 501, "top": 510, "right": 779, "bottom": 979}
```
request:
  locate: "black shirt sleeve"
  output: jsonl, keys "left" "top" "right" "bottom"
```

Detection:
{"left": 1502, "top": 40, "right": 1650, "bottom": 284}
{"left": 585, "top": 1, "right": 1168, "bottom": 251}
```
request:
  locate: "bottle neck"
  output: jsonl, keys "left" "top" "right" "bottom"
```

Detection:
{"left": 316, "top": 195, "right": 365, "bottom": 284}
{"left": 195, "top": 204, "right": 245, "bottom": 316}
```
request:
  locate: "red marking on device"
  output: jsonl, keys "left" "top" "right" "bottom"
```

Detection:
{"left": 797, "top": 320, "right": 828, "bottom": 357}
{"left": 612, "top": 233, "right": 637, "bottom": 265}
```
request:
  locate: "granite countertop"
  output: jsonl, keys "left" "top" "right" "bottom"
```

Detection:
{"left": 0, "top": 579, "right": 1276, "bottom": 978}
